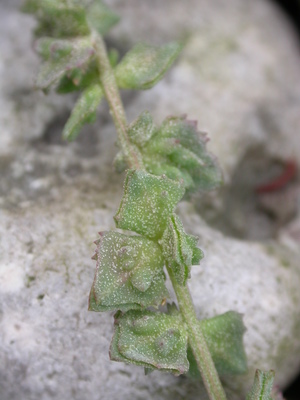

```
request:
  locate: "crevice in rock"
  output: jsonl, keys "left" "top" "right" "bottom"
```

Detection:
{"left": 196, "top": 147, "right": 299, "bottom": 241}
{"left": 37, "top": 113, "right": 70, "bottom": 146}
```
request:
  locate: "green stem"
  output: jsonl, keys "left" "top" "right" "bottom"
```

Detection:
{"left": 92, "top": 28, "right": 226, "bottom": 400}
{"left": 167, "top": 266, "right": 227, "bottom": 400}
{"left": 91, "top": 30, "right": 143, "bottom": 170}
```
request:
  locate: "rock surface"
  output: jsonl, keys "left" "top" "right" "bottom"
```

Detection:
{"left": 1, "top": 1, "right": 300, "bottom": 400}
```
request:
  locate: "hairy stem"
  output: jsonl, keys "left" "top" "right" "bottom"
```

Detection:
{"left": 91, "top": 30, "right": 143, "bottom": 169}
{"left": 92, "top": 28, "right": 226, "bottom": 400}
{"left": 167, "top": 266, "right": 227, "bottom": 400}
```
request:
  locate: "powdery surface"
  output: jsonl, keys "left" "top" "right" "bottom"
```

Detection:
{"left": 1, "top": 1, "right": 300, "bottom": 400}
{"left": 109, "top": 0, "right": 300, "bottom": 181}
{"left": 179, "top": 203, "right": 300, "bottom": 396}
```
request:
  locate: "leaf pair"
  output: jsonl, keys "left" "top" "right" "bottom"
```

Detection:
{"left": 23, "top": 0, "right": 119, "bottom": 138}
{"left": 24, "top": 1, "right": 183, "bottom": 142}
{"left": 114, "top": 170, "right": 203, "bottom": 285}
{"left": 111, "top": 309, "right": 247, "bottom": 377}
{"left": 116, "top": 112, "right": 222, "bottom": 192}
{"left": 88, "top": 167, "right": 245, "bottom": 377}
{"left": 89, "top": 170, "right": 202, "bottom": 313}
{"left": 40, "top": 41, "right": 182, "bottom": 141}
{"left": 110, "top": 310, "right": 189, "bottom": 375}
{"left": 22, "top": 0, "right": 119, "bottom": 38}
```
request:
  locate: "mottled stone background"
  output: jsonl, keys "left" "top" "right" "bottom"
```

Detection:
{"left": 1, "top": 1, "right": 300, "bottom": 399}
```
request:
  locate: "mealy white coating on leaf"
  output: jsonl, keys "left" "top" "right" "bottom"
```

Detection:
{"left": 246, "top": 370, "right": 275, "bottom": 400}
{"left": 128, "top": 114, "right": 222, "bottom": 192}
{"left": 114, "top": 170, "right": 185, "bottom": 239}
{"left": 115, "top": 42, "right": 183, "bottom": 90}
{"left": 36, "top": 37, "right": 95, "bottom": 89}
{"left": 159, "top": 213, "right": 202, "bottom": 285}
{"left": 89, "top": 231, "right": 168, "bottom": 311}
{"left": 62, "top": 83, "right": 103, "bottom": 140}
{"left": 110, "top": 310, "right": 189, "bottom": 374}
{"left": 2, "top": 1, "right": 300, "bottom": 399}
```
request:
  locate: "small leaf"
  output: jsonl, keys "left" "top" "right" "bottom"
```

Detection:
{"left": 159, "top": 214, "right": 203, "bottom": 285}
{"left": 22, "top": 0, "right": 61, "bottom": 13}
{"left": 246, "top": 370, "right": 276, "bottom": 400}
{"left": 114, "top": 112, "right": 156, "bottom": 172}
{"left": 39, "top": 10, "right": 89, "bottom": 39}
{"left": 146, "top": 161, "right": 195, "bottom": 189}
{"left": 143, "top": 115, "right": 223, "bottom": 192}
{"left": 23, "top": 0, "right": 118, "bottom": 38}
{"left": 110, "top": 310, "right": 189, "bottom": 375}
{"left": 86, "top": 1, "right": 120, "bottom": 36}
{"left": 115, "top": 42, "right": 183, "bottom": 90}
{"left": 56, "top": 61, "right": 99, "bottom": 93}
{"left": 188, "top": 311, "right": 247, "bottom": 377}
{"left": 22, "top": 0, "right": 40, "bottom": 13}
{"left": 114, "top": 170, "right": 185, "bottom": 240}
{"left": 108, "top": 48, "right": 120, "bottom": 68}
{"left": 127, "top": 111, "right": 156, "bottom": 147}
{"left": 35, "top": 37, "right": 80, "bottom": 64}
{"left": 113, "top": 151, "right": 128, "bottom": 173}
{"left": 36, "top": 38, "right": 95, "bottom": 90}
{"left": 62, "top": 83, "right": 103, "bottom": 141}
{"left": 89, "top": 232, "right": 168, "bottom": 312}
{"left": 126, "top": 113, "right": 223, "bottom": 193}
{"left": 26, "top": 2, "right": 90, "bottom": 39}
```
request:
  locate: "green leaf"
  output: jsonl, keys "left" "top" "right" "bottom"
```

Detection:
{"left": 108, "top": 48, "right": 120, "bottom": 68}
{"left": 56, "top": 61, "right": 99, "bottom": 93}
{"left": 34, "top": 6, "right": 90, "bottom": 39}
{"left": 113, "top": 152, "right": 128, "bottom": 173}
{"left": 114, "top": 170, "right": 185, "bottom": 240}
{"left": 35, "top": 37, "right": 74, "bottom": 61}
{"left": 22, "top": 0, "right": 61, "bottom": 13}
{"left": 86, "top": 1, "right": 120, "bottom": 36}
{"left": 188, "top": 311, "right": 247, "bottom": 378}
{"left": 22, "top": 0, "right": 39, "bottom": 13}
{"left": 89, "top": 232, "right": 168, "bottom": 312}
{"left": 110, "top": 310, "right": 189, "bottom": 375}
{"left": 115, "top": 42, "right": 183, "bottom": 90}
{"left": 159, "top": 214, "right": 203, "bottom": 285}
{"left": 123, "top": 113, "right": 222, "bottom": 193}
{"left": 62, "top": 83, "right": 103, "bottom": 141}
{"left": 246, "top": 370, "right": 276, "bottom": 400}
{"left": 23, "top": 0, "right": 119, "bottom": 38}
{"left": 114, "top": 112, "right": 156, "bottom": 172}
{"left": 142, "top": 115, "right": 223, "bottom": 192}
{"left": 127, "top": 111, "right": 156, "bottom": 147}
{"left": 36, "top": 38, "right": 94, "bottom": 90}
{"left": 25, "top": 1, "right": 90, "bottom": 38}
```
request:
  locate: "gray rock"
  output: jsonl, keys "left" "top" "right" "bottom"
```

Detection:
{"left": 0, "top": 2, "right": 74, "bottom": 157}
{"left": 178, "top": 202, "right": 300, "bottom": 397}
{"left": 1, "top": 1, "right": 300, "bottom": 400}
{"left": 107, "top": 0, "right": 300, "bottom": 178}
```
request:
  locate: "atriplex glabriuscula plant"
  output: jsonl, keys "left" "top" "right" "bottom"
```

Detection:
{"left": 23, "top": 1, "right": 279, "bottom": 399}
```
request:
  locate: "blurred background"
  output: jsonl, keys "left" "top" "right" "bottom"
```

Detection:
{"left": 249, "top": 1, "right": 300, "bottom": 398}
{"left": 273, "top": 2, "right": 300, "bottom": 398}
{"left": 0, "top": 1, "right": 300, "bottom": 399}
